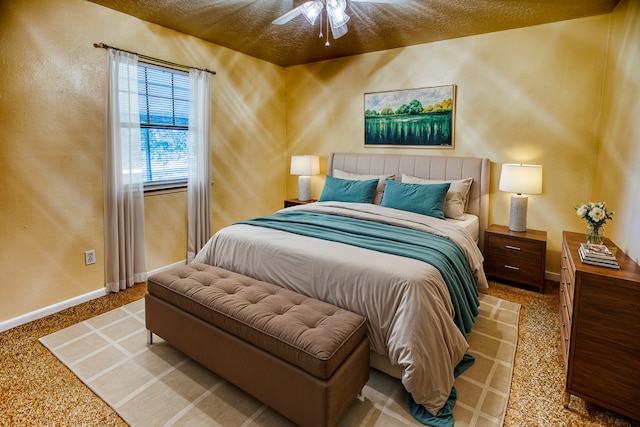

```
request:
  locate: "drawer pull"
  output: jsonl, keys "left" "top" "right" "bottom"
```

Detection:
{"left": 504, "top": 264, "right": 520, "bottom": 271}
{"left": 505, "top": 245, "right": 521, "bottom": 251}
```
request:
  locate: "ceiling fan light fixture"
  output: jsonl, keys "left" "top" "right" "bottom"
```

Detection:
{"left": 328, "top": 8, "right": 350, "bottom": 28}
{"left": 329, "top": 20, "right": 349, "bottom": 39}
{"left": 274, "top": 0, "right": 362, "bottom": 44}
{"left": 302, "top": 1, "right": 324, "bottom": 25}
{"left": 327, "top": 0, "right": 347, "bottom": 13}
{"left": 327, "top": 0, "right": 350, "bottom": 38}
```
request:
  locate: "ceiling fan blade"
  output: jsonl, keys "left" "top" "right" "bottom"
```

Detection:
{"left": 272, "top": 2, "right": 313, "bottom": 25}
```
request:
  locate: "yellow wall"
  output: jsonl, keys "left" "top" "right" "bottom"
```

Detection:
{"left": 0, "top": 0, "right": 286, "bottom": 322}
{"left": 284, "top": 15, "right": 613, "bottom": 273}
{"left": 594, "top": 0, "right": 640, "bottom": 261}
{"left": 1, "top": 0, "right": 637, "bottom": 324}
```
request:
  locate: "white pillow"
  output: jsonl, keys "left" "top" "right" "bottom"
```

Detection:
{"left": 333, "top": 169, "right": 395, "bottom": 204}
{"left": 401, "top": 175, "right": 473, "bottom": 220}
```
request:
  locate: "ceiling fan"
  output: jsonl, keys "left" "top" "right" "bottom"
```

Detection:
{"left": 272, "top": 0, "right": 409, "bottom": 46}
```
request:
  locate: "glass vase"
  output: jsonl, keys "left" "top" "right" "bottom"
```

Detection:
{"left": 586, "top": 223, "right": 605, "bottom": 245}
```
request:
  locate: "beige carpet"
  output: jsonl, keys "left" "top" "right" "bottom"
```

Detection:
{"left": 39, "top": 293, "right": 519, "bottom": 427}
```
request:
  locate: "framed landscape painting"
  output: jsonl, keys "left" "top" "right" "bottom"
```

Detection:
{"left": 364, "top": 85, "right": 456, "bottom": 148}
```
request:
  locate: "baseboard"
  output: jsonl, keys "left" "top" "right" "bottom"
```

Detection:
{"left": 0, "top": 288, "right": 107, "bottom": 333}
{"left": 545, "top": 271, "right": 560, "bottom": 282}
{"left": 0, "top": 260, "right": 187, "bottom": 333}
{"left": 5, "top": 261, "right": 554, "bottom": 333}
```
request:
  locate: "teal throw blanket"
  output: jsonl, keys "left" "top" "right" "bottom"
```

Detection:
{"left": 239, "top": 211, "right": 479, "bottom": 335}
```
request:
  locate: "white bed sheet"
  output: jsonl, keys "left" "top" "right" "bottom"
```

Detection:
{"left": 446, "top": 213, "right": 479, "bottom": 243}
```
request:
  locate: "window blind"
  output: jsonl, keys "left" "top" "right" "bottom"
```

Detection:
{"left": 138, "top": 64, "right": 190, "bottom": 187}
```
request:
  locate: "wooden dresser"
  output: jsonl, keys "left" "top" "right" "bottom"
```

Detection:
{"left": 560, "top": 231, "right": 640, "bottom": 421}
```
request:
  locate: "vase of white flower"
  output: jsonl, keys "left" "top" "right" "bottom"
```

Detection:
{"left": 586, "top": 223, "right": 605, "bottom": 245}
{"left": 575, "top": 201, "right": 614, "bottom": 245}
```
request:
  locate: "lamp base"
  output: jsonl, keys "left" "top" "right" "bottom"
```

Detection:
{"left": 298, "top": 176, "right": 311, "bottom": 202}
{"left": 508, "top": 194, "right": 528, "bottom": 232}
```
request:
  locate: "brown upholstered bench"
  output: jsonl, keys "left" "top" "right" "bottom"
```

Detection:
{"left": 145, "top": 263, "right": 370, "bottom": 427}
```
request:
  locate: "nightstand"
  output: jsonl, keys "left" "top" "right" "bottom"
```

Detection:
{"left": 484, "top": 224, "right": 547, "bottom": 292}
{"left": 284, "top": 199, "right": 316, "bottom": 208}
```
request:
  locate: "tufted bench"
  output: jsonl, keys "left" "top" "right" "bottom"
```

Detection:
{"left": 145, "top": 263, "right": 370, "bottom": 427}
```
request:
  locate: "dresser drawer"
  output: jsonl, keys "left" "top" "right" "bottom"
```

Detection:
{"left": 561, "top": 244, "right": 576, "bottom": 308}
{"left": 560, "top": 278, "right": 573, "bottom": 324}
{"left": 559, "top": 299, "right": 571, "bottom": 370}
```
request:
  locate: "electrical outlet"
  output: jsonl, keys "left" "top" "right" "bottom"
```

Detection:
{"left": 84, "top": 249, "right": 96, "bottom": 265}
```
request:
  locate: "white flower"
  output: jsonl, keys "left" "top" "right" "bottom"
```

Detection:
{"left": 589, "top": 207, "right": 606, "bottom": 222}
{"left": 575, "top": 201, "right": 614, "bottom": 227}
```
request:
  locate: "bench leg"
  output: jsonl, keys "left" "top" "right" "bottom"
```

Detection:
{"left": 147, "top": 330, "right": 154, "bottom": 345}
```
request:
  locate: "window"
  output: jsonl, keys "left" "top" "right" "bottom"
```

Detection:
{"left": 138, "top": 64, "right": 190, "bottom": 190}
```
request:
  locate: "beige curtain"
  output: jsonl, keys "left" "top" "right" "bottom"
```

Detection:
{"left": 187, "top": 69, "right": 212, "bottom": 263}
{"left": 103, "top": 48, "right": 147, "bottom": 291}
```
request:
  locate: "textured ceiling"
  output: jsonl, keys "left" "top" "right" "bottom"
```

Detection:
{"left": 87, "top": 0, "right": 619, "bottom": 67}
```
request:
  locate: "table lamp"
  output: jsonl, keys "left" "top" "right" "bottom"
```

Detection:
{"left": 499, "top": 163, "right": 543, "bottom": 232}
{"left": 290, "top": 155, "right": 320, "bottom": 202}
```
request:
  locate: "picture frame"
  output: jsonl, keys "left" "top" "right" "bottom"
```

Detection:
{"left": 364, "top": 85, "right": 456, "bottom": 148}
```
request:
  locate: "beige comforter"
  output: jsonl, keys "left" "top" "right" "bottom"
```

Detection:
{"left": 194, "top": 202, "right": 488, "bottom": 415}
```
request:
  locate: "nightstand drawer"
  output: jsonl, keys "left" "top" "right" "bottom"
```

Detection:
{"left": 484, "top": 257, "right": 544, "bottom": 285}
{"left": 486, "top": 234, "right": 544, "bottom": 259}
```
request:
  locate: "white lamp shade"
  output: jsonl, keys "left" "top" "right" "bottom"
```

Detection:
{"left": 290, "top": 155, "right": 320, "bottom": 176}
{"left": 499, "top": 164, "right": 543, "bottom": 195}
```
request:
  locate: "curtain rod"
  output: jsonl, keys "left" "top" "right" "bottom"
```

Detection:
{"left": 93, "top": 42, "right": 216, "bottom": 75}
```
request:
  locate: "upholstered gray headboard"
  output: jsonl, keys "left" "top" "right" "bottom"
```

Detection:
{"left": 328, "top": 152, "right": 490, "bottom": 250}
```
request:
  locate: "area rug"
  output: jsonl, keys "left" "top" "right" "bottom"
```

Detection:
{"left": 40, "top": 293, "right": 519, "bottom": 426}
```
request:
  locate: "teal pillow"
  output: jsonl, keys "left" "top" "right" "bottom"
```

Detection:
{"left": 381, "top": 179, "right": 450, "bottom": 219}
{"left": 319, "top": 175, "right": 379, "bottom": 203}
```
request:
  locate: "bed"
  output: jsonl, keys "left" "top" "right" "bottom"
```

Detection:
{"left": 194, "top": 152, "right": 490, "bottom": 417}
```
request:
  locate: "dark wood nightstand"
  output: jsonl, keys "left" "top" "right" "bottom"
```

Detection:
{"left": 484, "top": 224, "right": 547, "bottom": 292}
{"left": 284, "top": 199, "right": 316, "bottom": 208}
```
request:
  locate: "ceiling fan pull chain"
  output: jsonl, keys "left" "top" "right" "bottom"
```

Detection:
{"left": 325, "top": 8, "right": 330, "bottom": 46}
